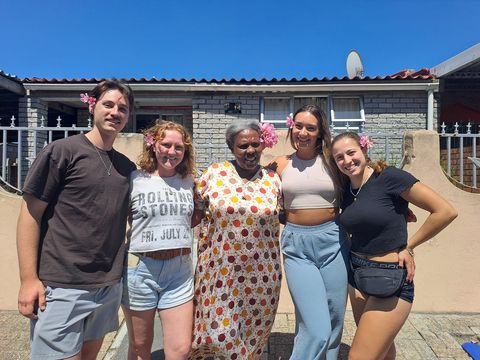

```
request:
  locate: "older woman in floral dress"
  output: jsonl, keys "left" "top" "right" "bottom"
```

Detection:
{"left": 190, "top": 120, "right": 281, "bottom": 360}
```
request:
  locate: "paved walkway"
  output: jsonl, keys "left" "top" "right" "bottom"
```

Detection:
{"left": 1, "top": 310, "right": 479, "bottom": 359}
{"left": 268, "top": 311, "right": 480, "bottom": 360}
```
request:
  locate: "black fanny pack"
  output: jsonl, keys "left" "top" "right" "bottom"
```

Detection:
{"left": 351, "top": 254, "right": 407, "bottom": 298}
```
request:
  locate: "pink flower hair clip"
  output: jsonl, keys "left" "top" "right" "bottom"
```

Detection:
{"left": 80, "top": 93, "right": 96, "bottom": 106}
{"left": 259, "top": 122, "right": 279, "bottom": 148}
{"left": 144, "top": 134, "right": 156, "bottom": 148}
{"left": 359, "top": 135, "right": 374, "bottom": 150}
{"left": 286, "top": 114, "right": 295, "bottom": 129}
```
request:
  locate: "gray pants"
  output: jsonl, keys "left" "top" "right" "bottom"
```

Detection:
{"left": 281, "top": 220, "right": 349, "bottom": 360}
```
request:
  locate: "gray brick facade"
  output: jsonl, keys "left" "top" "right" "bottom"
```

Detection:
{"left": 8, "top": 89, "right": 436, "bottom": 181}
{"left": 192, "top": 94, "right": 260, "bottom": 170}
{"left": 18, "top": 96, "right": 48, "bottom": 182}
{"left": 362, "top": 91, "right": 429, "bottom": 165}
{"left": 190, "top": 91, "right": 433, "bottom": 169}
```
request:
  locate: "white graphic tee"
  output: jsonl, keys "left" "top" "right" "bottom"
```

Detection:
{"left": 128, "top": 170, "right": 194, "bottom": 252}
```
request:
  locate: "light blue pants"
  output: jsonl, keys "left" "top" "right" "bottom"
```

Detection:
{"left": 281, "top": 220, "right": 349, "bottom": 360}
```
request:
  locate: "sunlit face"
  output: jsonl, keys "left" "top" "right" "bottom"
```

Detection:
{"left": 232, "top": 129, "right": 264, "bottom": 174}
{"left": 292, "top": 111, "right": 320, "bottom": 150}
{"left": 90, "top": 89, "right": 129, "bottom": 136}
{"left": 332, "top": 137, "right": 368, "bottom": 179}
{"left": 154, "top": 130, "right": 186, "bottom": 177}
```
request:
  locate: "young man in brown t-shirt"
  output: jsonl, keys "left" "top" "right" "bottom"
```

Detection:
{"left": 17, "top": 80, "right": 136, "bottom": 359}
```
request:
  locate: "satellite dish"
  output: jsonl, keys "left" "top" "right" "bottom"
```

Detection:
{"left": 346, "top": 50, "right": 364, "bottom": 79}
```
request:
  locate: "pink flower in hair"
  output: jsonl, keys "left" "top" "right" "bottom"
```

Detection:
{"left": 144, "top": 134, "right": 156, "bottom": 147}
{"left": 80, "top": 93, "right": 96, "bottom": 106}
{"left": 259, "top": 122, "right": 279, "bottom": 148}
{"left": 359, "top": 135, "right": 374, "bottom": 150}
{"left": 286, "top": 114, "right": 295, "bottom": 129}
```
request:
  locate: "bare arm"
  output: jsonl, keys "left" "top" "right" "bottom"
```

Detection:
{"left": 17, "top": 194, "right": 48, "bottom": 319}
{"left": 266, "top": 155, "right": 290, "bottom": 177}
{"left": 399, "top": 182, "right": 457, "bottom": 281}
{"left": 191, "top": 208, "right": 205, "bottom": 228}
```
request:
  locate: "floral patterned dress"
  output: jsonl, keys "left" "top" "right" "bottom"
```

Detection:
{"left": 190, "top": 161, "right": 282, "bottom": 360}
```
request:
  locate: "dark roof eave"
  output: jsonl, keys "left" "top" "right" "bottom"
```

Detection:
{"left": 0, "top": 70, "right": 26, "bottom": 95}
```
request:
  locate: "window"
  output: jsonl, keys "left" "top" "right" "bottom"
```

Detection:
{"left": 135, "top": 114, "right": 185, "bottom": 133}
{"left": 261, "top": 96, "right": 329, "bottom": 128}
{"left": 262, "top": 98, "right": 290, "bottom": 128}
{"left": 261, "top": 95, "right": 364, "bottom": 130}
{"left": 330, "top": 97, "right": 364, "bottom": 131}
{"left": 294, "top": 97, "right": 328, "bottom": 114}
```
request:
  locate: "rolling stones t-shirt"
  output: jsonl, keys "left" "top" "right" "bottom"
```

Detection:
{"left": 128, "top": 170, "right": 194, "bottom": 251}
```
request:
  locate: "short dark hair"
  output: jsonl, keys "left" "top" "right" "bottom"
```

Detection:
{"left": 90, "top": 79, "right": 134, "bottom": 111}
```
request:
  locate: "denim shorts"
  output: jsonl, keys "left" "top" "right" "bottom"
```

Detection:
{"left": 349, "top": 253, "right": 415, "bottom": 303}
{"left": 122, "top": 253, "right": 194, "bottom": 311}
{"left": 30, "top": 283, "right": 122, "bottom": 359}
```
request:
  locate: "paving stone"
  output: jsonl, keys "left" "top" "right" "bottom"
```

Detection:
{"left": 450, "top": 314, "right": 480, "bottom": 327}
{"left": 429, "top": 332, "right": 468, "bottom": 357}
{"left": 436, "top": 316, "right": 476, "bottom": 335}
{"left": 411, "top": 314, "right": 445, "bottom": 333}
{"left": 470, "top": 326, "right": 480, "bottom": 335}
{"left": 396, "top": 338, "right": 438, "bottom": 359}
{"left": 0, "top": 351, "right": 30, "bottom": 360}
{"left": 397, "top": 318, "right": 423, "bottom": 340}
{"left": 2, "top": 310, "right": 479, "bottom": 359}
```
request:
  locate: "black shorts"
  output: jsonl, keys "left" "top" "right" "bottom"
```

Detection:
{"left": 348, "top": 253, "right": 414, "bottom": 303}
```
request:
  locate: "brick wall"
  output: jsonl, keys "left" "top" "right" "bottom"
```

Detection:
{"left": 191, "top": 91, "right": 433, "bottom": 169}
{"left": 363, "top": 91, "right": 428, "bottom": 164}
{"left": 18, "top": 96, "right": 48, "bottom": 184}
{"left": 192, "top": 94, "right": 260, "bottom": 170}
{"left": 440, "top": 146, "right": 480, "bottom": 191}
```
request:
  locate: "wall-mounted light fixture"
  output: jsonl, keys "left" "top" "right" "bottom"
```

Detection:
{"left": 224, "top": 102, "right": 242, "bottom": 114}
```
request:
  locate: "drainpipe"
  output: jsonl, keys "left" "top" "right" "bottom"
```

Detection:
{"left": 427, "top": 88, "right": 434, "bottom": 130}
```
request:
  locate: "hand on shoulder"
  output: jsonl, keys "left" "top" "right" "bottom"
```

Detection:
{"left": 267, "top": 155, "right": 291, "bottom": 175}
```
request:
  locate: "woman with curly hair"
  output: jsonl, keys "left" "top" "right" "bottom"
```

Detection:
{"left": 122, "top": 120, "right": 196, "bottom": 360}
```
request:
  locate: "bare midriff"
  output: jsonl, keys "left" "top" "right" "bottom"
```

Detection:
{"left": 286, "top": 207, "right": 338, "bottom": 226}
{"left": 351, "top": 249, "right": 401, "bottom": 263}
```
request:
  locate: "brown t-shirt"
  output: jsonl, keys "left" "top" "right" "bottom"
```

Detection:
{"left": 22, "top": 133, "right": 136, "bottom": 289}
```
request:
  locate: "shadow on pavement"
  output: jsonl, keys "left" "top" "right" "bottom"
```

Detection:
{"left": 267, "top": 332, "right": 351, "bottom": 359}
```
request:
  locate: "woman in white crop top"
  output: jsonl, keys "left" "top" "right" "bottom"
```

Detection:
{"left": 121, "top": 120, "right": 196, "bottom": 360}
{"left": 269, "top": 105, "right": 349, "bottom": 360}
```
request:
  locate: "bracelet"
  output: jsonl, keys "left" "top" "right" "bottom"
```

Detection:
{"left": 406, "top": 247, "right": 415, "bottom": 257}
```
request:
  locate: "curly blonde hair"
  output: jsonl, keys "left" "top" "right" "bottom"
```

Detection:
{"left": 137, "top": 120, "right": 195, "bottom": 178}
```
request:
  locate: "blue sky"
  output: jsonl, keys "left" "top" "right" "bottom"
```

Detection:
{"left": 2, "top": 0, "right": 479, "bottom": 80}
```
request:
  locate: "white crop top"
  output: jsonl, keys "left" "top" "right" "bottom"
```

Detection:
{"left": 281, "top": 154, "right": 337, "bottom": 209}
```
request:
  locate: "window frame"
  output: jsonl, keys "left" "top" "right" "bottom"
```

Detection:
{"left": 260, "top": 95, "right": 364, "bottom": 131}
{"left": 329, "top": 96, "right": 365, "bottom": 131}
{"left": 260, "top": 97, "right": 292, "bottom": 128}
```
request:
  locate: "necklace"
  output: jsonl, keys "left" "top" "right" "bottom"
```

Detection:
{"left": 91, "top": 143, "right": 115, "bottom": 176}
{"left": 349, "top": 167, "right": 372, "bottom": 200}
